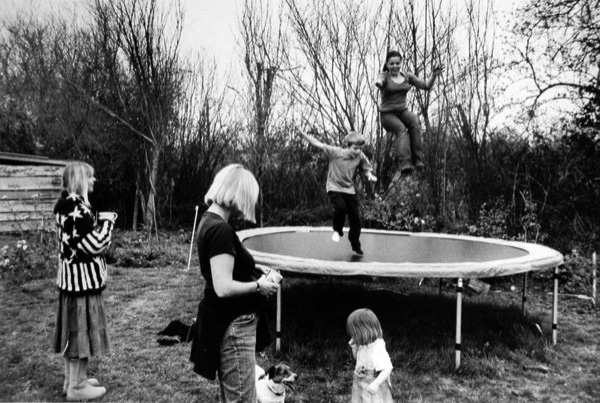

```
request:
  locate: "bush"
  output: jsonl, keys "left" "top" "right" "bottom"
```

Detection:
{"left": 0, "top": 231, "right": 57, "bottom": 285}
{"left": 263, "top": 205, "right": 331, "bottom": 227}
{"left": 363, "top": 182, "right": 436, "bottom": 233}
{"left": 109, "top": 229, "right": 188, "bottom": 268}
{"left": 534, "top": 248, "right": 597, "bottom": 295}
{"left": 467, "top": 200, "right": 510, "bottom": 239}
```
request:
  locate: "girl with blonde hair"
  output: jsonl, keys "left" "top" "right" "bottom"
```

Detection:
{"left": 53, "top": 161, "right": 117, "bottom": 401}
{"left": 347, "top": 308, "right": 394, "bottom": 403}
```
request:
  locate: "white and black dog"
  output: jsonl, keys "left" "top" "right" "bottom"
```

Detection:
{"left": 255, "top": 362, "right": 298, "bottom": 403}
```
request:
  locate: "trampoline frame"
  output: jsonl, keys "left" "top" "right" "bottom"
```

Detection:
{"left": 239, "top": 226, "right": 564, "bottom": 369}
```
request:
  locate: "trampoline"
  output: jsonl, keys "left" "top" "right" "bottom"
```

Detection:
{"left": 239, "top": 226, "right": 564, "bottom": 369}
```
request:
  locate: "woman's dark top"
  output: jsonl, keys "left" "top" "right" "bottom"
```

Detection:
{"left": 378, "top": 71, "right": 429, "bottom": 113}
{"left": 190, "top": 211, "right": 271, "bottom": 380}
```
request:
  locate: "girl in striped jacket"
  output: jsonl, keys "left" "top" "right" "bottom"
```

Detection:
{"left": 53, "top": 161, "right": 116, "bottom": 401}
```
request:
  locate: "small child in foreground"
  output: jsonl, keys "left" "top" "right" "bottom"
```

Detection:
{"left": 347, "top": 308, "right": 394, "bottom": 403}
{"left": 300, "top": 131, "right": 377, "bottom": 255}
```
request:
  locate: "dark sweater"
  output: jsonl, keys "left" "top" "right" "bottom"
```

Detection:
{"left": 190, "top": 212, "right": 272, "bottom": 380}
{"left": 53, "top": 190, "right": 115, "bottom": 295}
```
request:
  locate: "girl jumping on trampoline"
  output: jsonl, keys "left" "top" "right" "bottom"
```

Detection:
{"left": 347, "top": 308, "right": 394, "bottom": 403}
{"left": 300, "top": 131, "right": 377, "bottom": 255}
{"left": 375, "top": 50, "right": 443, "bottom": 175}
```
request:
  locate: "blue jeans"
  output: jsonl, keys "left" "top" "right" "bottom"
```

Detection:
{"left": 218, "top": 313, "right": 257, "bottom": 403}
{"left": 380, "top": 109, "right": 424, "bottom": 171}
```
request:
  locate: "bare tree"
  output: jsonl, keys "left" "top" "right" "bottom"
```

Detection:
{"left": 239, "top": 0, "right": 288, "bottom": 226}
{"left": 512, "top": 0, "right": 599, "bottom": 116}
{"left": 438, "top": 0, "right": 498, "bottom": 218}
{"left": 90, "top": 0, "right": 186, "bottom": 235}
{"left": 284, "top": 0, "right": 386, "bottom": 140}
{"left": 173, "top": 55, "right": 239, "bottom": 207}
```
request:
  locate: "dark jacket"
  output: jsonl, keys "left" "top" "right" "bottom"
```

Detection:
{"left": 54, "top": 190, "right": 114, "bottom": 295}
{"left": 189, "top": 212, "right": 273, "bottom": 380}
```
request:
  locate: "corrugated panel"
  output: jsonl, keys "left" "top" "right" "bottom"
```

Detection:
{"left": 0, "top": 165, "right": 65, "bottom": 177}
{"left": 0, "top": 163, "right": 63, "bottom": 233}
{"left": 0, "top": 151, "right": 69, "bottom": 166}
{"left": 0, "top": 177, "right": 63, "bottom": 191}
{"left": 0, "top": 202, "right": 55, "bottom": 214}
{"left": 0, "top": 219, "right": 55, "bottom": 233}
{"left": 0, "top": 190, "right": 58, "bottom": 202}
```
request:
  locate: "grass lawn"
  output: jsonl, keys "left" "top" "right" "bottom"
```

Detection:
{"left": 1, "top": 242, "right": 599, "bottom": 402}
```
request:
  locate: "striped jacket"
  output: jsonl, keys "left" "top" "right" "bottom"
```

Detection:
{"left": 54, "top": 191, "right": 115, "bottom": 294}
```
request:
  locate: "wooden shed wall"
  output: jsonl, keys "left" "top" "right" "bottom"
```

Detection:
{"left": 0, "top": 164, "right": 64, "bottom": 232}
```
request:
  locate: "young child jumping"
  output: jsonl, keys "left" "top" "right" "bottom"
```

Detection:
{"left": 300, "top": 131, "right": 377, "bottom": 255}
{"left": 347, "top": 308, "right": 394, "bottom": 403}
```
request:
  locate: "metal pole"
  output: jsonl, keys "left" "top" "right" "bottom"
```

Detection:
{"left": 186, "top": 205, "right": 199, "bottom": 271}
{"left": 522, "top": 272, "right": 528, "bottom": 316}
{"left": 592, "top": 252, "right": 597, "bottom": 307}
{"left": 455, "top": 278, "right": 463, "bottom": 370}
{"left": 276, "top": 280, "right": 282, "bottom": 352}
{"left": 552, "top": 266, "right": 559, "bottom": 345}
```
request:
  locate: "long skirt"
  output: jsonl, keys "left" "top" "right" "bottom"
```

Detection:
{"left": 53, "top": 291, "right": 111, "bottom": 358}
{"left": 351, "top": 371, "right": 394, "bottom": 403}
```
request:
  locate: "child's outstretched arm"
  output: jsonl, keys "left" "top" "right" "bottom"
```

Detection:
{"left": 300, "top": 131, "right": 326, "bottom": 150}
{"left": 360, "top": 154, "right": 377, "bottom": 182}
{"left": 368, "top": 368, "right": 392, "bottom": 395}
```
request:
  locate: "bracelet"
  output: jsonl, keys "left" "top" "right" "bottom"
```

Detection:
{"left": 256, "top": 281, "right": 260, "bottom": 293}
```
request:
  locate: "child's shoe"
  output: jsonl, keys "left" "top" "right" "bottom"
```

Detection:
{"left": 331, "top": 232, "right": 340, "bottom": 242}
{"left": 63, "top": 378, "right": 101, "bottom": 395}
{"left": 400, "top": 162, "right": 414, "bottom": 175}
{"left": 66, "top": 382, "right": 106, "bottom": 401}
{"left": 351, "top": 244, "right": 364, "bottom": 255}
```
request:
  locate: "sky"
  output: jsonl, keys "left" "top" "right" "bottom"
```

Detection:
{"left": 180, "top": 0, "right": 242, "bottom": 68}
{"left": 0, "top": 0, "right": 246, "bottom": 70}
{"left": 0, "top": 0, "right": 579, "bottom": 130}
{"left": 0, "top": 0, "right": 522, "bottom": 71}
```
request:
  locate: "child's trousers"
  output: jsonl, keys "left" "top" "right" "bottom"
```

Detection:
{"left": 328, "top": 191, "right": 361, "bottom": 248}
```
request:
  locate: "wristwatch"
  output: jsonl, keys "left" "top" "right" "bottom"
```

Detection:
{"left": 256, "top": 281, "right": 260, "bottom": 293}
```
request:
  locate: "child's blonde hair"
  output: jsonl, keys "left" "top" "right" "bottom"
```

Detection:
{"left": 344, "top": 131, "right": 366, "bottom": 146}
{"left": 62, "top": 162, "right": 94, "bottom": 203}
{"left": 346, "top": 308, "right": 383, "bottom": 346}
{"left": 204, "top": 164, "right": 259, "bottom": 223}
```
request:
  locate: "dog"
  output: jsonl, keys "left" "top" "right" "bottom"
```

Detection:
{"left": 255, "top": 362, "right": 298, "bottom": 403}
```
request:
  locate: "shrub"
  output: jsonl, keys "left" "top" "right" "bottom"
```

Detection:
{"left": 363, "top": 184, "right": 435, "bottom": 233}
{"left": 534, "top": 248, "right": 597, "bottom": 295}
{"left": 468, "top": 199, "right": 510, "bottom": 239}
{"left": 263, "top": 205, "right": 331, "bottom": 227}
{"left": 110, "top": 229, "right": 188, "bottom": 268}
{"left": 0, "top": 231, "right": 57, "bottom": 285}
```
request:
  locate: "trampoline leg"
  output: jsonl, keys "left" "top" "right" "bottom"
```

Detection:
{"left": 455, "top": 278, "right": 463, "bottom": 370}
{"left": 552, "top": 266, "right": 559, "bottom": 345}
{"left": 276, "top": 280, "right": 282, "bottom": 352}
{"left": 522, "top": 272, "right": 528, "bottom": 317}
